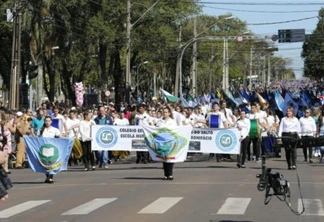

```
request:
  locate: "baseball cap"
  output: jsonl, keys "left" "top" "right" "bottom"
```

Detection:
{"left": 16, "top": 111, "right": 23, "bottom": 117}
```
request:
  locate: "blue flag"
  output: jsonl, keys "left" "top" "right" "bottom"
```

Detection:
{"left": 24, "top": 136, "right": 74, "bottom": 174}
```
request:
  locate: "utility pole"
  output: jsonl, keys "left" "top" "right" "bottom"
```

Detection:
{"left": 249, "top": 46, "right": 253, "bottom": 87}
{"left": 222, "top": 38, "right": 230, "bottom": 93}
{"left": 267, "top": 55, "right": 271, "bottom": 86}
{"left": 224, "top": 38, "right": 229, "bottom": 94}
{"left": 175, "top": 25, "right": 182, "bottom": 97}
{"left": 9, "top": 0, "right": 22, "bottom": 110}
{"left": 192, "top": 14, "right": 197, "bottom": 97}
{"left": 126, "top": 0, "right": 131, "bottom": 89}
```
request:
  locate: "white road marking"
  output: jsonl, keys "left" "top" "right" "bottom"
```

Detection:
{"left": 138, "top": 197, "right": 183, "bottom": 214}
{"left": 217, "top": 198, "right": 251, "bottom": 215}
{"left": 298, "top": 199, "right": 324, "bottom": 216}
{"left": 0, "top": 200, "right": 51, "bottom": 218}
{"left": 61, "top": 198, "right": 117, "bottom": 215}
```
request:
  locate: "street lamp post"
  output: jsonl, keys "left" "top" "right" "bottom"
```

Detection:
{"left": 177, "top": 16, "right": 234, "bottom": 97}
{"left": 136, "top": 61, "right": 149, "bottom": 97}
{"left": 125, "top": 0, "right": 160, "bottom": 89}
{"left": 35, "top": 46, "right": 59, "bottom": 107}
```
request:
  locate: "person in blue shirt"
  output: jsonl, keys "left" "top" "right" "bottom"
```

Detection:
{"left": 94, "top": 106, "right": 113, "bottom": 168}
{"left": 31, "top": 108, "right": 45, "bottom": 136}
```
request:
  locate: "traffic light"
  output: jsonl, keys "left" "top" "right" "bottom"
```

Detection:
{"left": 28, "top": 64, "right": 38, "bottom": 79}
{"left": 19, "top": 83, "right": 29, "bottom": 108}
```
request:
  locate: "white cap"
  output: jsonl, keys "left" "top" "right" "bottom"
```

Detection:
{"left": 109, "top": 102, "right": 115, "bottom": 106}
{"left": 71, "top": 107, "right": 76, "bottom": 110}
{"left": 16, "top": 111, "right": 23, "bottom": 117}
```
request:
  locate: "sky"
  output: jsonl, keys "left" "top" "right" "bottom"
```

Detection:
{"left": 201, "top": 0, "right": 324, "bottom": 79}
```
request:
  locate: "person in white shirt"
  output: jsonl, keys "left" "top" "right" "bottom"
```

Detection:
{"left": 206, "top": 102, "right": 228, "bottom": 129}
{"left": 248, "top": 103, "right": 268, "bottom": 162}
{"left": 40, "top": 116, "right": 63, "bottom": 184}
{"left": 299, "top": 109, "right": 317, "bottom": 163}
{"left": 236, "top": 110, "right": 251, "bottom": 168}
{"left": 206, "top": 102, "right": 228, "bottom": 162}
{"left": 155, "top": 106, "right": 178, "bottom": 180}
{"left": 193, "top": 106, "right": 207, "bottom": 128}
{"left": 220, "top": 100, "right": 235, "bottom": 127}
{"left": 114, "top": 112, "right": 130, "bottom": 126}
{"left": 51, "top": 107, "right": 68, "bottom": 135}
{"left": 66, "top": 110, "right": 81, "bottom": 166}
{"left": 79, "top": 111, "right": 96, "bottom": 171}
{"left": 134, "top": 104, "right": 152, "bottom": 164}
{"left": 278, "top": 107, "right": 301, "bottom": 170}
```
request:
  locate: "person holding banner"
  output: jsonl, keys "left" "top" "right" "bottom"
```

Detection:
{"left": 79, "top": 111, "right": 96, "bottom": 171}
{"left": 40, "top": 116, "right": 63, "bottom": 183}
{"left": 236, "top": 110, "right": 250, "bottom": 168}
{"left": 155, "top": 106, "right": 178, "bottom": 180}
{"left": 135, "top": 104, "right": 152, "bottom": 164}
{"left": 94, "top": 106, "right": 113, "bottom": 168}
{"left": 206, "top": 102, "right": 228, "bottom": 161}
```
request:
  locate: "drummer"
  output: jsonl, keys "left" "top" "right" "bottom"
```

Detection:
{"left": 248, "top": 103, "right": 268, "bottom": 163}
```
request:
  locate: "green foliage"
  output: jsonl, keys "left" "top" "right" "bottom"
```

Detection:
{"left": 302, "top": 8, "right": 324, "bottom": 79}
{"left": 0, "top": 0, "right": 293, "bottom": 105}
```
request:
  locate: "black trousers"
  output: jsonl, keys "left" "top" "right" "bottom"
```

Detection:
{"left": 46, "top": 174, "right": 53, "bottom": 179}
{"left": 163, "top": 162, "right": 174, "bottom": 177}
{"left": 302, "top": 136, "right": 313, "bottom": 161}
{"left": 136, "top": 151, "right": 148, "bottom": 163}
{"left": 237, "top": 136, "right": 250, "bottom": 165}
{"left": 282, "top": 132, "right": 298, "bottom": 167}
{"left": 81, "top": 140, "right": 95, "bottom": 168}
{"left": 249, "top": 137, "right": 261, "bottom": 160}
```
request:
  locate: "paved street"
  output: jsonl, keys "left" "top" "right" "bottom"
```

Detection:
{"left": 0, "top": 151, "right": 324, "bottom": 222}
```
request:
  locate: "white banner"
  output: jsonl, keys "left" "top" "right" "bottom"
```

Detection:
{"left": 91, "top": 125, "right": 240, "bottom": 154}
{"left": 142, "top": 125, "right": 192, "bottom": 163}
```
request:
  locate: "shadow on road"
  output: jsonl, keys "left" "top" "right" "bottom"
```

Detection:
{"left": 13, "top": 181, "right": 45, "bottom": 185}
{"left": 215, "top": 220, "right": 252, "bottom": 222}
{"left": 122, "top": 177, "right": 164, "bottom": 180}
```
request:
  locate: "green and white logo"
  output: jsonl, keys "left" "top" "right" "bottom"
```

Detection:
{"left": 38, "top": 144, "right": 59, "bottom": 165}
{"left": 96, "top": 127, "right": 118, "bottom": 148}
{"left": 220, "top": 134, "right": 233, "bottom": 148}
{"left": 215, "top": 130, "right": 237, "bottom": 152}
{"left": 100, "top": 131, "right": 114, "bottom": 144}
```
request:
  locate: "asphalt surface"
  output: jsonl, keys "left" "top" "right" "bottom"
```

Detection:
{"left": 0, "top": 150, "right": 324, "bottom": 222}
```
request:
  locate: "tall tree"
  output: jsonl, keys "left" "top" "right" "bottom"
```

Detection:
{"left": 302, "top": 8, "right": 324, "bottom": 79}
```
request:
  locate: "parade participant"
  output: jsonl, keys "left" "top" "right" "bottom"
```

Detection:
{"left": 66, "top": 110, "right": 81, "bottom": 166}
{"left": 248, "top": 103, "right": 268, "bottom": 163}
{"left": 134, "top": 104, "right": 152, "bottom": 163}
{"left": 94, "top": 106, "right": 113, "bottom": 168}
{"left": 0, "top": 113, "right": 12, "bottom": 174}
{"left": 15, "top": 111, "right": 28, "bottom": 169}
{"left": 220, "top": 100, "right": 235, "bottom": 127}
{"left": 51, "top": 106, "right": 68, "bottom": 136}
{"left": 312, "top": 106, "right": 322, "bottom": 157}
{"left": 155, "top": 106, "right": 178, "bottom": 180}
{"left": 206, "top": 102, "right": 228, "bottom": 162}
{"left": 193, "top": 105, "right": 207, "bottom": 128}
{"left": 318, "top": 106, "right": 324, "bottom": 162}
{"left": 236, "top": 110, "right": 250, "bottom": 168}
{"left": 31, "top": 108, "right": 45, "bottom": 136}
{"left": 299, "top": 109, "right": 317, "bottom": 163}
{"left": 114, "top": 112, "right": 130, "bottom": 126}
{"left": 278, "top": 107, "right": 301, "bottom": 170}
{"left": 79, "top": 111, "right": 96, "bottom": 171}
{"left": 40, "top": 116, "right": 63, "bottom": 183}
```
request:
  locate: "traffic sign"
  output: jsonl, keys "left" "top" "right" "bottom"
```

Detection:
{"left": 104, "top": 90, "right": 111, "bottom": 97}
{"left": 271, "top": 34, "right": 278, "bottom": 42}
{"left": 278, "top": 29, "right": 305, "bottom": 43}
{"left": 236, "top": 35, "right": 244, "bottom": 42}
